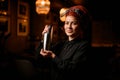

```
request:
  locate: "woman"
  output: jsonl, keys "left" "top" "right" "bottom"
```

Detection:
{"left": 37, "top": 5, "right": 92, "bottom": 80}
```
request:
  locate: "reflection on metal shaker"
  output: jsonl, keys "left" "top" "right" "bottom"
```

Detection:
{"left": 43, "top": 25, "right": 53, "bottom": 51}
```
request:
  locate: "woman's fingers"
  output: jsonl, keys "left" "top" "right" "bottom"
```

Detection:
{"left": 40, "top": 49, "right": 53, "bottom": 57}
{"left": 40, "top": 49, "right": 49, "bottom": 56}
{"left": 42, "top": 25, "right": 49, "bottom": 35}
{"left": 40, "top": 49, "right": 47, "bottom": 56}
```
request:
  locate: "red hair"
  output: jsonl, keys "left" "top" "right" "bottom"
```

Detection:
{"left": 65, "top": 5, "right": 89, "bottom": 18}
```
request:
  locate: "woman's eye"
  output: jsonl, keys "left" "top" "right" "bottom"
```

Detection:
{"left": 73, "top": 22, "right": 77, "bottom": 25}
{"left": 65, "top": 22, "right": 69, "bottom": 25}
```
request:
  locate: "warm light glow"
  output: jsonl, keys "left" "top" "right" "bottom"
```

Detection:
{"left": 59, "top": 8, "right": 68, "bottom": 22}
{"left": 41, "top": 0, "right": 45, "bottom": 5}
{"left": 36, "top": 0, "right": 50, "bottom": 14}
{"left": 0, "top": 11, "right": 8, "bottom": 15}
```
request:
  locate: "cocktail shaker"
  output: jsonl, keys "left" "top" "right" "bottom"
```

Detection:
{"left": 43, "top": 25, "right": 53, "bottom": 51}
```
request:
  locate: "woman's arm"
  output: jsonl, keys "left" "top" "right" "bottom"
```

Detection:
{"left": 52, "top": 41, "right": 90, "bottom": 72}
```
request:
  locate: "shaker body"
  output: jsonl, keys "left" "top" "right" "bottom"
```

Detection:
{"left": 43, "top": 25, "right": 53, "bottom": 50}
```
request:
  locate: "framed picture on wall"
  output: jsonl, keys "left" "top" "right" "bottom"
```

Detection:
{"left": 17, "top": 19, "right": 29, "bottom": 36}
{"left": 0, "top": 0, "right": 10, "bottom": 15}
{"left": 17, "top": 1, "right": 29, "bottom": 19}
{"left": 0, "top": 16, "right": 10, "bottom": 34}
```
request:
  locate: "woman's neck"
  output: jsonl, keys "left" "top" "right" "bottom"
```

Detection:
{"left": 68, "top": 37, "right": 74, "bottom": 41}
{"left": 68, "top": 35, "right": 80, "bottom": 41}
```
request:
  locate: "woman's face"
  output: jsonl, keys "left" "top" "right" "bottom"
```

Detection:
{"left": 64, "top": 16, "right": 80, "bottom": 38}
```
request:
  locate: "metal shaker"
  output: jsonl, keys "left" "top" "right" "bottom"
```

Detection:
{"left": 43, "top": 25, "right": 53, "bottom": 51}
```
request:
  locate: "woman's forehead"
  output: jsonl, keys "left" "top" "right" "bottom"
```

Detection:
{"left": 65, "top": 16, "right": 78, "bottom": 21}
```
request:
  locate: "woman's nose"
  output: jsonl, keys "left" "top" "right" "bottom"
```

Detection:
{"left": 68, "top": 23, "right": 72, "bottom": 28}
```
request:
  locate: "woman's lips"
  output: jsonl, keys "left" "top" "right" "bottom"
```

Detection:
{"left": 66, "top": 30, "right": 72, "bottom": 33}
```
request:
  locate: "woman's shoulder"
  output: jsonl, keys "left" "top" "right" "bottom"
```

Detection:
{"left": 75, "top": 38, "right": 89, "bottom": 45}
{"left": 76, "top": 39, "right": 91, "bottom": 49}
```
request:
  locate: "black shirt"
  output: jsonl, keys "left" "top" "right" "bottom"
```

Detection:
{"left": 49, "top": 37, "right": 91, "bottom": 80}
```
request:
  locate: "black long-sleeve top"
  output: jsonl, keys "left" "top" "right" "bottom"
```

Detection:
{"left": 36, "top": 37, "right": 91, "bottom": 80}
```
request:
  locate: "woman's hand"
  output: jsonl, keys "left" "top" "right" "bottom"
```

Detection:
{"left": 42, "top": 25, "right": 49, "bottom": 35}
{"left": 40, "top": 49, "right": 56, "bottom": 58}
